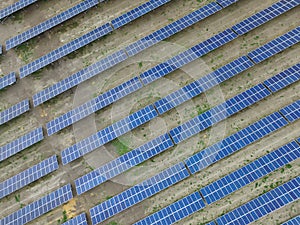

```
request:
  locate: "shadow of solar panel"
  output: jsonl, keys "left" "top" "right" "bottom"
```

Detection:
{"left": 125, "top": 2, "right": 222, "bottom": 56}
{"left": 0, "top": 155, "right": 58, "bottom": 199}
{"left": 264, "top": 64, "right": 300, "bottom": 92}
{"left": 46, "top": 76, "right": 142, "bottom": 135}
{"left": 200, "top": 140, "right": 300, "bottom": 204}
{"left": 0, "top": 0, "right": 37, "bottom": 20}
{"left": 89, "top": 162, "right": 190, "bottom": 224}
{"left": 75, "top": 133, "right": 173, "bottom": 195}
{"left": 281, "top": 216, "right": 300, "bottom": 225}
{"left": 216, "top": 177, "right": 300, "bottom": 225}
{"left": 232, "top": 0, "right": 300, "bottom": 35}
{"left": 216, "top": 0, "right": 239, "bottom": 8}
{"left": 6, "top": 0, "right": 99, "bottom": 50}
{"left": 134, "top": 192, "right": 205, "bottom": 225}
{"left": 248, "top": 26, "right": 300, "bottom": 64}
{"left": 279, "top": 100, "right": 300, "bottom": 122}
{"left": 62, "top": 213, "right": 88, "bottom": 225}
{"left": 0, "top": 99, "right": 30, "bottom": 125}
{"left": 0, "top": 184, "right": 73, "bottom": 225}
{"left": 112, "top": 0, "right": 170, "bottom": 29}
{"left": 0, "top": 72, "right": 16, "bottom": 90}
{"left": 61, "top": 105, "right": 158, "bottom": 165}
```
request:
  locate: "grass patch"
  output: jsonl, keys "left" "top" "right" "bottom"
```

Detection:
{"left": 112, "top": 139, "right": 132, "bottom": 155}
{"left": 15, "top": 40, "right": 35, "bottom": 63}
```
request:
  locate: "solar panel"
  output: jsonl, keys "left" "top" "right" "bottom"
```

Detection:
{"left": 231, "top": 0, "right": 300, "bottom": 35}
{"left": 19, "top": 23, "right": 113, "bottom": 78}
{"left": 140, "top": 29, "right": 238, "bottom": 85}
{"left": 111, "top": 0, "right": 170, "bottom": 29}
{"left": 89, "top": 162, "right": 190, "bottom": 224}
{"left": 62, "top": 213, "right": 88, "bottom": 225}
{"left": 215, "top": 177, "right": 300, "bottom": 225}
{"left": 0, "top": 0, "right": 37, "bottom": 20}
{"left": 248, "top": 26, "right": 300, "bottom": 64}
{"left": 264, "top": 64, "right": 300, "bottom": 92}
{"left": 0, "top": 184, "right": 73, "bottom": 225}
{"left": 75, "top": 133, "right": 174, "bottom": 195}
{"left": 134, "top": 192, "right": 205, "bottom": 225}
{"left": 185, "top": 111, "right": 288, "bottom": 174}
{"left": 170, "top": 84, "right": 271, "bottom": 144}
{"left": 0, "top": 155, "right": 58, "bottom": 199}
{"left": 46, "top": 76, "right": 142, "bottom": 135}
{"left": 200, "top": 140, "right": 300, "bottom": 204}
{"left": 0, "top": 72, "right": 16, "bottom": 90}
{"left": 0, "top": 45, "right": 2, "bottom": 54}
{"left": 279, "top": 100, "right": 300, "bottom": 122}
{"left": 297, "top": 137, "right": 300, "bottom": 144}
{"left": 61, "top": 105, "right": 158, "bottom": 165}
{"left": 216, "top": 0, "right": 239, "bottom": 8}
{"left": 0, "top": 127, "right": 44, "bottom": 161}
{"left": 206, "top": 221, "right": 217, "bottom": 225}
{"left": 6, "top": 0, "right": 99, "bottom": 50}
{"left": 154, "top": 56, "right": 254, "bottom": 114}
{"left": 125, "top": 2, "right": 222, "bottom": 56}
{"left": 0, "top": 99, "right": 30, "bottom": 125}
{"left": 281, "top": 216, "right": 300, "bottom": 225}
{"left": 32, "top": 49, "right": 128, "bottom": 106}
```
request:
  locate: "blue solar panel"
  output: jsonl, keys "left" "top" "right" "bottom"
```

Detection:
{"left": 0, "top": 99, "right": 30, "bottom": 125}
{"left": 0, "top": 127, "right": 44, "bottom": 161}
{"left": 216, "top": 177, "right": 300, "bottom": 225}
{"left": 125, "top": 2, "right": 222, "bottom": 56}
{"left": 134, "top": 192, "right": 205, "bottom": 225}
{"left": 264, "top": 64, "right": 300, "bottom": 92}
{"left": 248, "top": 26, "right": 300, "bottom": 64}
{"left": 62, "top": 213, "right": 88, "bottom": 225}
{"left": 19, "top": 23, "right": 113, "bottom": 78}
{"left": 61, "top": 105, "right": 158, "bottom": 165}
{"left": 0, "top": 72, "right": 16, "bottom": 90}
{"left": 32, "top": 49, "right": 127, "bottom": 106}
{"left": 279, "top": 100, "right": 300, "bottom": 122}
{"left": 185, "top": 111, "right": 288, "bottom": 174}
{"left": 89, "top": 162, "right": 190, "bottom": 224}
{"left": 0, "top": 0, "right": 37, "bottom": 20}
{"left": 46, "top": 76, "right": 142, "bottom": 135}
{"left": 216, "top": 0, "right": 239, "bottom": 8}
{"left": 201, "top": 140, "right": 300, "bottom": 204}
{"left": 75, "top": 133, "right": 173, "bottom": 195}
{"left": 281, "top": 216, "right": 300, "bottom": 225}
{"left": 231, "top": 0, "right": 300, "bottom": 35}
{"left": 111, "top": 0, "right": 170, "bottom": 29}
{"left": 154, "top": 56, "right": 254, "bottom": 114}
{"left": 140, "top": 29, "right": 238, "bottom": 85}
{"left": 0, "top": 184, "right": 73, "bottom": 225}
{"left": 206, "top": 221, "right": 217, "bottom": 225}
{"left": 170, "top": 84, "right": 271, "bottom": 144}
{"left": 0, "top": 155, "right": 58, "bottom": 199}
{"left": 6, "top": 0, "right": 99, "bottom": 50}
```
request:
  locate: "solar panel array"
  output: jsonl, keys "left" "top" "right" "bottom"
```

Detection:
{"left": 215, "top": 177, "right": 300, "bottom": 225}
{"left": 200, "top": 140, "right": 300, "bottom": 204}
{"left": 0, "top": 0, "right": 37, "bottom": 20}
{"left": 0, "top": 72, "right": 16, "bottom": 90}
{"left": 89, "top": 162, "right": 190, "bottom": 224}
{"left": 61, "top": 105, "right": 158, "bottom": 164}
{"left": 62, "top": 213, "right": 88, "bottom": 225}
{"left": 0, "top": 99, "right": 30, "bottom": 125}
{"left": 0, "top": 184, "right": 73, "bottom": 225}
{"left": 0, "top": 155, "right": 58, "bottom": 199}
{"left": 216, "top": 0, "right": 239, "bottom": 8}
{"left": 46, "top": 76, "right": 143, "bottom": 135}
{"left": 281, "top": 216, "right": 300, "bottom": 225}
{"left": 279, "top": 100, "right": 300, "bottom": 122}
{"left": 5, "top": 0, "right": 99, "bottom": 50}
{"left": 75, "top": 133, "right": 174, "bottom": 195}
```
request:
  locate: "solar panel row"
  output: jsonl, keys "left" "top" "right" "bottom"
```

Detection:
{"left": 75, "top": 133, "right": 174, "bottom": 195}
{"left": 0, "top": 127, "right": 44, "bottom": 161}
{"left": 6, "top": 0, "right": 99, "bottom": 50}
{"left": 61, "top": 105, "right": 158, "bottom": 164}
{"left": 281, "top": 216, "right": 300, "bottom": 225}
{"left": 200, "top": 140, "right": 300, "bottom": 204}
{"left": 0, "top": 184, "right": 73, "bottom": 225}
{"left": 215, "top": 177, "right": 300, "bottom": 225}
{"left": 0, "top": 72, "right": 16, "bottom": 90}
{"left": 279, "top": 100, "right": 300, "bottom": 122}
{"left": 216, "top": 0, "right": 239, "bottom": 8}
{"left": 46, "top": 76, "right": 142, "bottom": 135}
{"left": 0, "top": 0, "right": 37, "bottom": 20}
{"left": 0, "top": 99, "right": 30, "bottom": 125}
{"left": 0, "top": 155, "right": 58, "bottom": 199}
{"left": 89, "top": 162, "right": 190, "bottom": 224}
{"left": 62, "top": 213, "right": 88, "bottom": 225}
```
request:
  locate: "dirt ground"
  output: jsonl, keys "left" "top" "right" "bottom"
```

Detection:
{"left": 0, "top": 0, "right": 299, "bottom": 224}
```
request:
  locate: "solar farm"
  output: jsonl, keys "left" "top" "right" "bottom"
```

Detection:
{"left": 0, "top": 0, "right": 299, "bottom": 224}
